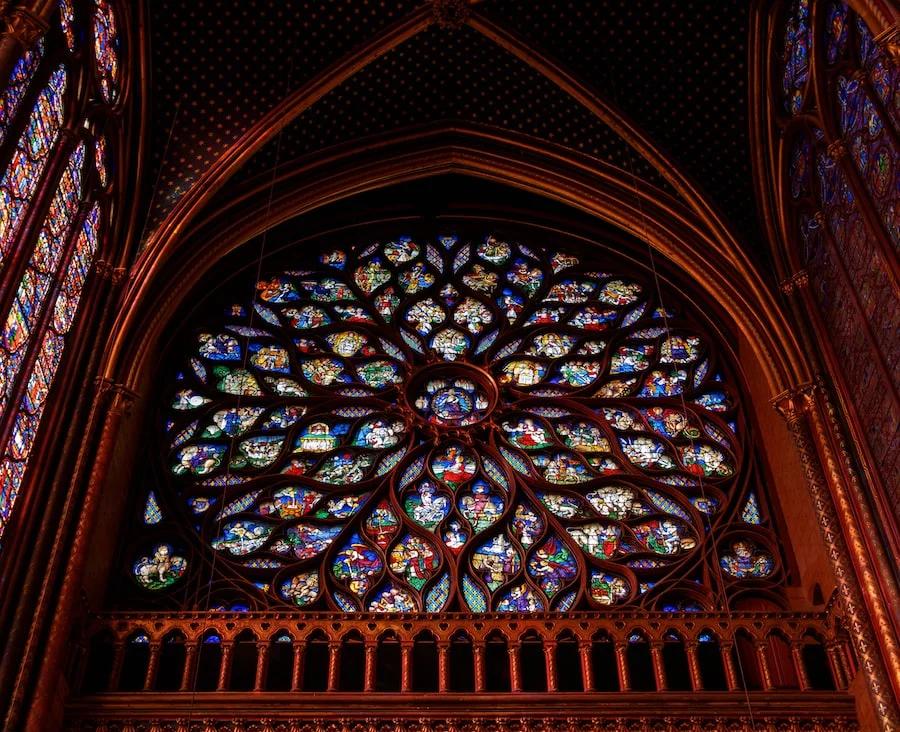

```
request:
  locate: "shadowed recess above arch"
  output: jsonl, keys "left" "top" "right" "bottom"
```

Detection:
{"left": 140, "top": 1, "right": 764, "bottom": 258}
{"left": 227, "top": 24, "right": 672, "bottom": 194}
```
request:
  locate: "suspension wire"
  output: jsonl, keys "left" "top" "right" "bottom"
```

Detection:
{"left": 184, "top": 34, "right": 297, "bottom": 721}
{"left": 136, "top": 92, "right": 185, "bottom": 252}
{"left": 601, "top": 49, "right": 758, "bottom": 727}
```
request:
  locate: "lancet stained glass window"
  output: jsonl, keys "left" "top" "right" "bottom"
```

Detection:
{"left": 0, "top": 204, "right": 102, "bottom": 537}
{"left": 137, "top": 233, "right": 781, "bottom": 613}
{"left": 0, "top": 65, "right": 67, "bottom": 267}
{"left": 781, "top": 1, "right": 900, "bottom": 502}
{"left": 0, "top": 39, "right": 44, "bottom": 147}
{"left": 93, "top": 0, "right": 120, "bottom": 103}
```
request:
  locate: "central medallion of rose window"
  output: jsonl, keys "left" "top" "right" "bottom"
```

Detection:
{"left": 409, "top": 365, "right": 497, "bottom": 428}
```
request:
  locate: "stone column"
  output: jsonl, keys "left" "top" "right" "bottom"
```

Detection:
{"left": 650, "top": 642, "right": 666, "bottom": 692}
{"left": 291, "top": 644, "right": 305, "bottom": 692}
{"left": 827, "top": 643, "right": 849, "bottom": 691}
{"left": 255, "top": 643, "right": 269, "bottom": 692}
{"left": 719, "top": 642, "right": 739, "bottom": 692}
{"left": 774, "top": 389, "right": 900, "bottom": 729}
{"left": 579, "top": 641, "right": 594, "bottom": 692}
{"left": 437, "top": 642, "right": 450, "bottom": 693}
{"left": 791, "top": 642, "right": 811, "bottom": 692}
{"left": 473, "top": 644, "right": 486, "bottom": 692}
{"left": 180, "top": 644, "right": 198, "bottom": 692}
{"left": 143, "top": 643, "right": 161, "bottom": 691}
{"left": 400, "top": 642, "right": 413, "bottom": 692}
{"left": 544, "top": 641, "right": 558, "bottom": 692}
{"left": 756, "top": 642, "right": 775, "bottom": 692}
{"left": 508, "top": 644, "right": 522, "bottom": 692}
{"left": 327, "top": 643, "right": 340, "bottom": 692}
{"left": 685, "top": 642, "right": 703, "bottom": 691}
{"left": 108, "top": 642, "right": 125, "bottom": 692}
{"left": 23, "top": 382, "right": 136, "bottom": 730}
{"left": 364, "top": 644, "right": 377, "bottom": 693}
{"left": 614, "top": 641, "right": 630, "bottom": 692}
{"left": 217, "top": 642, "right": 233, "bottom": 691}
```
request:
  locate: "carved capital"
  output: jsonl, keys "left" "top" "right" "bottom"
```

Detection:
{"left": 874, "top": 24, "right": 900, "bottom": 66}
{"left": 3, "top": 8, "right": 47, "bottom": 48}
{"left": 94, "top": 377, "right": 138, "bottom": 414}
{"left": 432, "top": 0, "right": 469, "bottom": 30}
{"left": 827, "top": 139, "right": 848, "bottom": 160}
{"left": 780, "top": 269, "right": 809, "bottom": 294}
{"left": 94, "top": 259, "right": 128, "bottom": 286}
{"left": 771, "top": 385, "right": 813, "bottom": 424}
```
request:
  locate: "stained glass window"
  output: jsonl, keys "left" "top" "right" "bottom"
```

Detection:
{"left": 0, "top": 39, "right": 44, "bottom": 147}
{"left": 0, "top": 65, "right": 67, "bottom": 267}
{"left": 59, "top": 0, "right": 77, "bottom": 52}
{"left": 0, "top": 204, "right": 101, "bottom": 540}
{"left": 0, "top": 142, "right": 86, "bottom": 421}
{"left": 782, "top": 0, "right": 810, "bottom": 114}
{"left": 779, "top": 0, "right": 900, "bottom": 506}
{"left": 92, "top": 0, "right": 120, "bottom": 103}
{"left": 138, "top": 234, "right": 780, "bottom": 611}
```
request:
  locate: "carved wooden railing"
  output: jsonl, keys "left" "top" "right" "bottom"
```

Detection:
{"left": 64, "top": 611, "right": 859, "bottom": 732}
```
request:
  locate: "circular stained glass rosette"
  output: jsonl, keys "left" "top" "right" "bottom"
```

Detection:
{"left": 154, "top": 233, "right": 771, "bottom": 612}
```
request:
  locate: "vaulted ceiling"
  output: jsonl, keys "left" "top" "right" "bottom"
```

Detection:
{"left": 140, "top": 1, "right": 764, "bottom": 261}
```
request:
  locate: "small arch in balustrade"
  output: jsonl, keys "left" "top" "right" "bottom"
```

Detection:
{"left": 519, "top": 629, "right": 547, "bottom": 692}
{"left": 154, "top": 629, "right": 186, "bottom": 691}
{"left": 449, "top": 630, "right": 475, "bottom": 692}
{"left": 412, "top": 629, "right": 439, "bottom": 692}
{"left": 801, "top": 629, "right": 835, "bottom": 690}
{"left": 765, "top": 628, "right": 799, "bottom": 689}
{"left": 591, "top": 629, "right": 619, "bottom": 691}
{"left": 626, "top": 630, "right": 656, "bottom": 691}
{"left": 194, "top": 629, "right": 223, "bottom": 691}
{"left": 555, "top": 630, "right": 583, "bottom": 692}
{"left": 266, "top": 630, "right": 294, "bottom": 691}
{"left": 339, "top": 629, "right": 366, "bottom": 691}
{"left": 696, "top": 628, "right": 728, "bottom": 691}
{"left": 81, "top": 630, "right": 115, "bottom": 694}
{"left": 375, "top": 630, "right": 402, "bottom": 692}
{"left": 118, "top": 629, "right": 151, "bottom": 691}
{"left": 303, "top": 629, "right": 330, "bottom": 692}
{"left": 732, "top": 628, "right": 763, "bottom": 691}
{"left": 229, "top": 628, "right": 258, "bottom": 691}
{"left": 484, "top": 629, "right": 511, "bottom": 692}
{"left": 661, "top": 629, "right": 692, "bottom": 691}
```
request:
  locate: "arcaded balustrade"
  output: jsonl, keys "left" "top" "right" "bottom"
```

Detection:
{"left": 73, "top": 611, "right": 850, "bottom": 696}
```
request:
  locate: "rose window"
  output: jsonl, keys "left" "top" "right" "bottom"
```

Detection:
{"left": 142, "top": 234, "right": 779, "bottom": 612}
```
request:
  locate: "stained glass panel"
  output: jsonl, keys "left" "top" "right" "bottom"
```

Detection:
{"left": 0, "top": 204, "right": 101, "bottom": 541}
{"left": 0, "top": 142, "right": 86, "bottom": 421}
{"left": 0, "top": 39, "right": 44, "bottom": 147}
{"left": 93, "top": 0, "right": 120, "bottom": 102}
{"left": 0, "top": 65, "right": 67, "bottom": 268}
{"left": 139, "top": 234, "right": 776, "bottom": 610}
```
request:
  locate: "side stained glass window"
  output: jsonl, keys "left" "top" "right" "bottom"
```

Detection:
{"left": 0, "top": 39, "right": 44, "bottom": 147}
{"left": 782, "top": 0, "right": 810, "bottom": 114}
{"left": 93, "top": 0, "right": 120, "bottom": 103}
{"left": 0, "top": 65, "right": 67, "bottom": 267}
{"left": 0, "top": 204, "right": 101, "bottom": 538}
{"left": 131, "top": 234, "right": 782, "bottom": 613}
{"left": 779, "top": 1, "right": 900, "bottom": 508}
{"left": 0, "top": 142, "right": 86, "bottom": 421}
{"left": 59, "top": 0, "right": 77, "bottom": 52}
